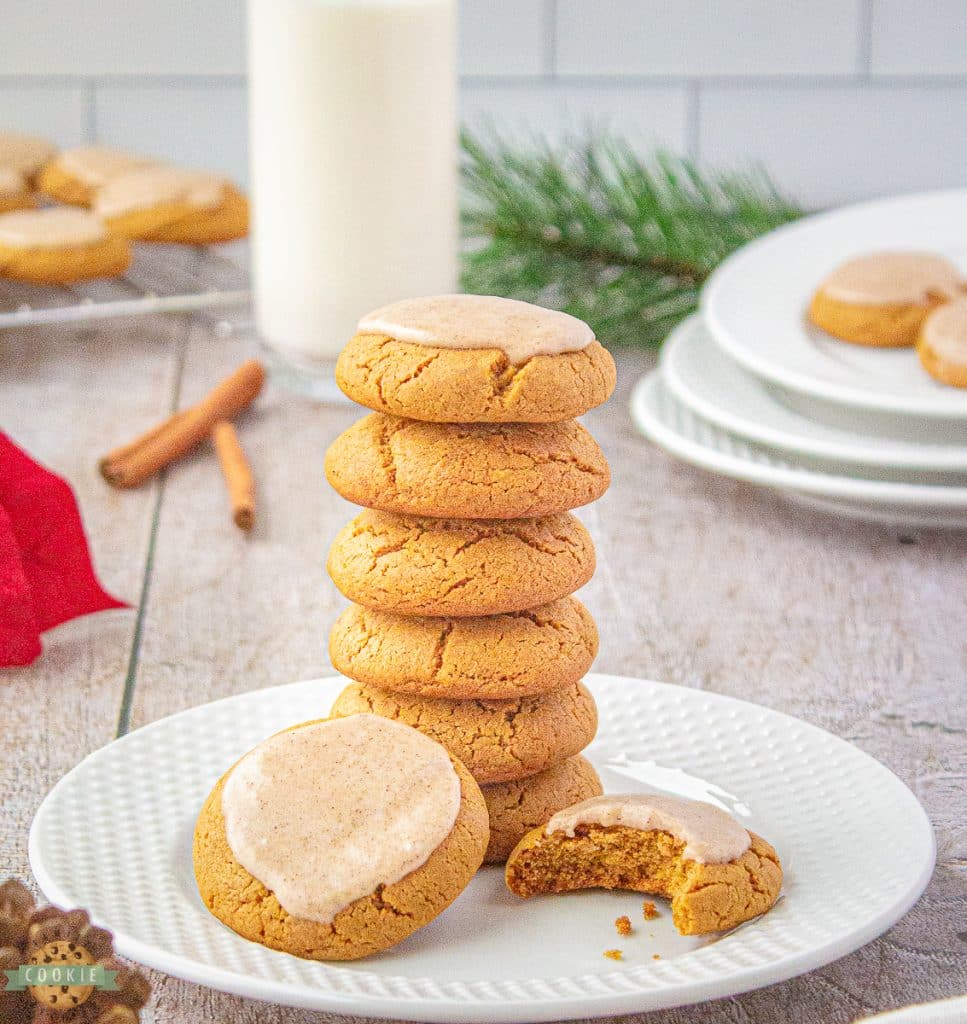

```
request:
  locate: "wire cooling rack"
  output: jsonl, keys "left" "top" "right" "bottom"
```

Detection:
{"left": 0, "top": 243, "right": 250, "bottom": 329}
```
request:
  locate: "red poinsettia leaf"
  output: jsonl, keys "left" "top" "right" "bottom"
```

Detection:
{"left": 0, "top": 433, "right": 128, "bottom": 632}
{"left": 0, "top": 503, "right": 42, "bottom": 666}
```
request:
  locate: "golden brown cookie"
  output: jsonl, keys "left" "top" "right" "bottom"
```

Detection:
{"left": 194, "top": 717, "right": 489, "bottom": 961}
{"left": 482, "top": 756, "right": 603, "bottom": 864}
{"left": 917, "top": 298, "right": 967, "bottom": 388}
{"left": 0, "top": 132, "right": 57, "bottom": 184}
{"left": 335, "top": 334, "right": 616, "bottom": 423}
{"left": 329, "top": 597, "right": 598, "bottom": 700}
{"left": 808, "top": 251, "right": 962, "bottom": 347}
{"left": 94, "top": 167, "right": 249, "bottom": 244}
{"left": 505, "top": 825, "right": 782, "bottom": 936}
{"left": 325, "top": 413, "right": 610, "bottom": 519}
{"left": 38, "top": 146, "right": 158, "bottom": 207}
{"left": 330, "top": 680, "right": 598, "bottom": 785}
{"left": 0, "top": 208, "right": 131, "bottom": 284}
{"left": 328, "top": 509, "right": 595, "bottom": 617}
{"left": 0, "top": 168, "right": 35, "bottom": 214}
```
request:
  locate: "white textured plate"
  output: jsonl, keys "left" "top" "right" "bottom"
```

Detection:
{"left": 663, "top": 316, "right": 967, "bottom": 471}
{"left": 632, "top": 371, "right": 967, "bottom": 523}
{"left": 30, "top": 675, "right": 934, "bottom": 1022}
{"left": 702, "top": 189, "right": 967, "bottom": 419}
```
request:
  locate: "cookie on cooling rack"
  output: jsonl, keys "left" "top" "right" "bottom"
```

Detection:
{"left": 0, "top": 208, "right": 131, "bottom": 284}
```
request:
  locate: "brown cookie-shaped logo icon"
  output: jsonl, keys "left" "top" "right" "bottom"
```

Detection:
{"left": 27, "top": 940, "right": 95, "bottom": 1010}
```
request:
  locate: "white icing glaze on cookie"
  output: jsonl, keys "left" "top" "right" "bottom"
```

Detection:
{"left": 921, "top": 299, "right": 967, "bottom": 365}
{"left": 222, "top": 714, "right": 461, "bottom": 925}
{"left": 358, "top": 294, "right": 594, "bottom": 364}
{"left": 95, "top": 166, "right": 227, "bottom": 219}
{"left": 0, "top": 167, "right": 25, "bottom": 198}
{"left": 0, "top": 133, "right": 57, "bottom": 177}
{"left": 821, "top": 251, "right": 962, "bottom": 306}
{"left": 546, "top": 793, "right": 751, "bottom": 864}
{"left": 0, "top": 208, "right": 107, "bottom": 249}
{"left": 55, "top": 146, "right": 158, "bottom": 187}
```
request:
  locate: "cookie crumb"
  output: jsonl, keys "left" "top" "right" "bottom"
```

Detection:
{"left": 603, "top": 949, "right": 623, "bottom": 961}
{"left": 643, "top": 901, "right": 659, "bottom": 920}
{"left": 614, "top": 915, "right": 632, "bottom": 936}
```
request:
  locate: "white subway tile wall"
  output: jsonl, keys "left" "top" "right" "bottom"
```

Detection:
{"left": 1, "top": 0, "right": 966, "bottom": 204}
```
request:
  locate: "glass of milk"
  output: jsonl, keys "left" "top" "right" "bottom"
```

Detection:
{"left": 247, "top": 0, "right": 458, "bottom": 398}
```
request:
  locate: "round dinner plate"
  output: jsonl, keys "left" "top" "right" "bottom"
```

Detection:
{"left": 30, "top": 674, "right": 934, "bottom": 1022}
{"left": 702, "top": 188, "right": 967, "bottom": 419}
{"left": 632, "top": 371, "right": 967, "bottom": 524}
{"left": 663, "top": 316, "right": 967, "bottom": 472}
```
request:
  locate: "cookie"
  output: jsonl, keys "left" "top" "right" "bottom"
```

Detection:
{"left": 329, "top": 680, "right": 598, "bottom": 785}
{"left": 329, "top": 597, "right": 598, "bottom": 700}
{"left": 328, "top": 509, "right": 595, "bottom": 617}
{"left": 482, "top": 755, "right": 603, "bottom": 864}
{"left": 337, "top": 334, "right": 615, "bottom": 424}
{"left": 38, "top": 146, "right": 159, "bottom": 207}
{"left": 0, "top": 168, "right": 34, "bottom": 215}
{"left": 94, "top": 166, "right": 249, "bottom": 244}
{"left": 809, "top": 251, "right": 961, "bottom": 347}
{"left": 0, "top": 132, "right": 57, "bottom": 183}
{"left": 917, "top": 298, "right": 967, "bottom": 388}
{"left": 504, "top": 794, "right": 782, "bottom": 936}
{"left": 27, "top": 942, "right": 95, "bottom": 1011}
{"left": 325, "top": 413, "right": 610, "bottom": 520}
{"left": 194, "top": 714, "right": 488, "bottom": 961}
{"left": 0, "top": 209, "right": 131, "bottom": 284}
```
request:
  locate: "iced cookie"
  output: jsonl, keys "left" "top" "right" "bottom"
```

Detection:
{"left": 194, "top": 714, "right": 488, "bottom": 961}
{"left": 917, "top": 298, "right": 967, "bottom": 388}
{"left": 0, "top": 208, "right": 131, "bottom": 284}
{"left": 483, "top": 755, "right": 603, "bottom": 864}
{"left": 326, "top": 413, "right": 609, "bottom": 520}
{"left": 809, "top": 251, "right": 962, "bottom": 347}
{"left": 336, "top": 294, "right": 616, "bottom": 423}
{"left": 38, "top": 145, "right": 158, "bottom": 207}
{"left": 505, "top": 794, "right": 782, "bottom": 936}
{"left": 0, "top": 132, "right": 57, "bottom": 183}
{"left": 94, "top": 166, "right": 249, "bottom": 244}
{"left": 330, "top": 680, "right": 598, "bottom": 785}
{"left": 328, "top": 509, "right": 595, "bottom": 617}
{"left": 329, "top": 597, "right": 598, "bottom": 700}
{"left": 0, "top": 168, "right": 34, "bottom": 214}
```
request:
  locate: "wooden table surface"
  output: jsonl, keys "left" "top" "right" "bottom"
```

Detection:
{"left": 1, "top": 281, "right": 965, "bottom": 1023}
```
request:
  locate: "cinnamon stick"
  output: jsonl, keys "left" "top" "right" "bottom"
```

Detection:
{"left": 99, "top": 359, "right": 265, "bottom": 488}
{"left": 212, "top": 420, "right": 255, "bottom": 531}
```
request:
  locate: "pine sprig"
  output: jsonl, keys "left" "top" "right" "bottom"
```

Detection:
{"left": 460, "top": 130, "right": 802, "bottom": 348}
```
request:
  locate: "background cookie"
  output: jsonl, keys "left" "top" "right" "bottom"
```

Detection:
{"left": 482, "top": 755, "right": 603, "bottom": 863}
{"left": 330, "top": 680, "right": 598, "bottom": 785}
{"left": 194, "top": 719, "right": 488, "bottom": 961}
{"left": 917, "top": 298, "right": 967, "bottom": 388}
{"left": 96, "top": 171, "right": 249, "bottom": 244}
{"left": 329, "top": 597, "right": 598, "bottom": 699}
{"left": 326, "top": 413, "right": 609, "bottom": 519}
{"left": 0, "top": 209, "right": 131, "bottom": 284}
{"left": 809, "top": 251, "right": 962, "bottom": 347}
{"left": 0, "top": 169, "right": 35, "bottom": 215}
{"left": 327, "top": 509, "right": 595, "bottom": 617}
{"left": 38, "top": 146, "right": 157, "bottom": 207}
{"left": 336, "top": 334, "right": 616, "bottom": 423}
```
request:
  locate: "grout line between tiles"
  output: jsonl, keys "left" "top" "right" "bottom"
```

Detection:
{"left": 543, "top": 0, "right": 557, "bottom": 79}
{"left": 858, "top": 0, "right": 875, "bottom": 77}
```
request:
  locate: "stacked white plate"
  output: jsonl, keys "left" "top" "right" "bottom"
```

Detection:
{"left": 632, "top": 189, "right": 967, "bottom": 528}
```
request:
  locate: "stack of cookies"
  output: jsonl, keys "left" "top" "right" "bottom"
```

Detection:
{"left": 325, "top": 294, "right": 617, "bottom": 862}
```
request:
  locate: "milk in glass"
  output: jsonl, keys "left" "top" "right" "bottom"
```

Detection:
{"left": 247, "top": 0, "right": 458, "bottom": 384}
